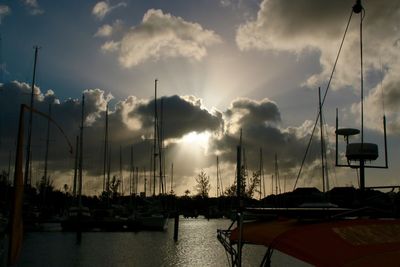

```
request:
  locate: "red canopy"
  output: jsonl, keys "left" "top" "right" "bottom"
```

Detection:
{"left": 230, "top": 218, "right": 400, "bottom": 267}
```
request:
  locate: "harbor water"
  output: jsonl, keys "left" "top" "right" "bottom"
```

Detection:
{"left": 16, "top": 218, "right": 310, "bottom": 266}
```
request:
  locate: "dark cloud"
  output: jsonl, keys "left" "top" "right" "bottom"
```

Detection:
{"left": 225, "top": 98, "right": 280, "bottom": 129}
{"left": 133, "top": 95, "right": 223, "bottom": 140}
{"left": 211, "top": 98, "right": 319, "bottom": 175}
{"left": 0, "top": 81, "right": 324, "bottom": 194}
{"left": 0, "top": 82, "right": 223, "bottom": 181}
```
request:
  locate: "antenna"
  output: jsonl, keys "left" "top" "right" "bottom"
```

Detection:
{"left": 335, "top": 1, "right": 388, "bottom": 202}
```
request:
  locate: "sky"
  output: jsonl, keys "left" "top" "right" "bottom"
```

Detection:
{"left": 0, "top": 0, "right": 399, "bottom": 196}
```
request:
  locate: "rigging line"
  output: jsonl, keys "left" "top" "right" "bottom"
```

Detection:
{"left": 293, "top": 8, "right": 354, "bottom": 190}
{"left": 379, "top": 58, "right": 386, "bottom": 116}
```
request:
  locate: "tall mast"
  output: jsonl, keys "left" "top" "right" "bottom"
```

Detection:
{"left": 274, "top": 153, "right": 280, "bottom": 195}
{"left": 149, "top": 145, "right": 153, "bottom": 196}
{"left": 170, "top": 163, "right": 173, "bottom": 194}
{"left": 73, "top": 135, "right": 79, "bottom": 199}
{"left": 216, "top": 156, "right": 220, "bottom": 197}
{"left": 318, "top": 87, "right": 326, "bottom": 193}
{"left": 7, "top": 150, "right": 11, "bottom": 184}
{"left": 42, "top": 103, "right": 52, "bottom": 203}
{"left": 159, "top": 98, "right": 164, "bottom": 194}
{"left": 78, "top": 94, "right": 85, "bottom": 208}
{"left": 0, "top": 34, "right": 3, "bottom": 84}
{"left": 143, "top": 167, "right": 147, "bottom": 197}
{"left": 153, "top": 79, "right": 158, "bottom": 196}
{"left": 130, "top": 145, "right": 133, "bottom": 197}
{"left": 107, "top": 146, "right": 111, "bottom": 197}
{"left": 24, "top": 46, "right": 39, "bottom": 187}
{"left": 0, "top": 34, "right": 3, "bottom": 152}
{"left": 135, "top": 167, "right": 139, "bottom": 195}
{"left": 103, "top": 104, "right": 108, "bottom": 192}
{"left": 259, "top": 148, "right": 264, "bottom": 200}
{"left": 119, "top": 145, "right": 123, "bottom": 196}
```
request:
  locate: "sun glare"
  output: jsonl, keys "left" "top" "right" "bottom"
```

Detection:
{"left": 180, "top": 131, "right": 211, "bottom": 153}
{"left": 181, "top": 131, "right": 210, "bottom": 149}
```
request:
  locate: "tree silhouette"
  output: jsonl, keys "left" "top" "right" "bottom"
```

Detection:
{"left": 184, "top": 189, "right": 191, "bottom": 197}
{"left": 195, "top": 170, "right": 211, "bottom": 198}
{"left": 223, "top": 168, "right": 260, "bottom": 198}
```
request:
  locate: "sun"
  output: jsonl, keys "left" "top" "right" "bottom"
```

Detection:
{"left": 181, "top": 132, "right": 210, "bottom": 146}
{"left": 180, "top": 131, "right": 211, "bottom": 151}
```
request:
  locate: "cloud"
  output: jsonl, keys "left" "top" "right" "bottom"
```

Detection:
{"left": 0, "top": 5, "right": 10, "bottom": 23}
{"left": 236, "top": 0, "right": 400, "bottom": 132}
{"left": 0, "top": 82, "right": 328, "bottom": 195}
{"left": 24, "top": 0, "right": 44, "bottom": 15}
{"left": 224, "top": 97, "right": 280, "bottom": 134}
{"left": 92, "top": 1, "right": 127, "bottom": 20}
{"left": 0, "top": 82, "right": 223, "bottom": 190}
{"left": 95, "top": 20, "right": 125, "bottom": 39}
{"left": 210, "top": 98, "right": 320, "bottom": 178}
{"left": 100, "top": 9, "right": 222, "bottom": 67}
{"left": 101, "top": 40, "right": 120, "bottom": 52}
{"left": 95, "top": 24, "right": 113, "bottom": 37}
{"left": 352, "top": 62, "right": 400, "bottom": 134}
{"left": 132, "top": 95, "right": 223, "bottom": 140}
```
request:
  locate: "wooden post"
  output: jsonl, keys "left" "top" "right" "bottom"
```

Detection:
{"left": 173, "top": 213, "right": 179, "bottom": 241}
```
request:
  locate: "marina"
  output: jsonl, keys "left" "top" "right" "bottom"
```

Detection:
{"left": 1, "top": 0, "right": 400, "bottom": 266}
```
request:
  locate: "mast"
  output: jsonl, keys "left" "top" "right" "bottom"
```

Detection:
{"left": 119, "top": 145, "right": 123, "bottom": 196}
{"left": 0, "top": 33, "right": 3, "bottom": 84}
{"left": 107, "top": 146, "right": 111, "bottom": 198}
{"left": 130, "top": 145, "right": 134, "bottom": 196}
{"left": 274, "top": 153, "right": 280, "bottom": 195}
{"left": 143, "top": 167, "right": 147, "bottom": 197}
{"left": 7, "top": 150, "right": 11, "bottom": 184}
{"left": 216, "top": 156, "right": 220, "bottom": 197}
{"left": 73, "top": 135, "right": 79, "bottom": 199}
{"left": 0, "top": 34, "right": 3, "bottom": 153}
{"left": 149, "top": 145, "right": 153, "bottom": 196}
{"left": 170, "top": 163, "right": 173, "bottom": 194}
{"left": 103, "top": 104, "right": 108, "bottom": 192}
{"left": 259, "top": 148, "right": 264, "bottom": 200}
{"left": 153, "top": 79, "right": 158, "bottom": 196}
{"left": 78, "top": 94, "right": 84, "bottom": 208}
{"left": 24, "top": 46, "right": 39, "bottom": 187}
{"left": 159, "top": 98, "right": 164, "bottom": 194}
{"left": 236, "top": 143, "right": 243, "bottom": 266}
{"left": 135, "top": 167, "right": 139, "bottom": 196}
{"left": 318, "top": 87, "right": 326, "bottom": 193}
{"left": 42, "top": 103, "right": 52, "bottom": 204}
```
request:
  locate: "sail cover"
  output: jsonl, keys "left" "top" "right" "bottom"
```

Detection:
{"left": 230, "top": 218, "right": 400, "bottom": 267}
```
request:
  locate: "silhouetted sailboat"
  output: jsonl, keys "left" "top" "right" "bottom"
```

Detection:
{"left": 61, "top": 94, "right": 93, "bottom": 233}
{"left": 136, "top": 79, "right": 168, "bottom": 231}
{"left": 218, "top": 1, "right": 399, "bottom": 266}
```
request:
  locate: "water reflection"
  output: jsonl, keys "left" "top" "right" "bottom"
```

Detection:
{"left": 17, "top": 218, "right": 308, "bottom": 267}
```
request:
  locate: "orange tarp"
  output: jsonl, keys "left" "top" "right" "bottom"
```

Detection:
{"left": 230, "top": 219, "right": 400, "bottom": 267}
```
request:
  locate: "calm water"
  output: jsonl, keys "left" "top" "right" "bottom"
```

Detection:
{"left": 16, "top": 218, "right": 310, "bottom": 267}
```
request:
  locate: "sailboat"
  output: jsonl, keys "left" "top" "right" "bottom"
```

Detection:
{"left": 217, "top": 1, "right": 400, "bottom": 266}
{"left": 61, "top": 94, "right": 94, "bottom": 232}
{"left": 130, "top": 79, "right": 168, "bottom": 231}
